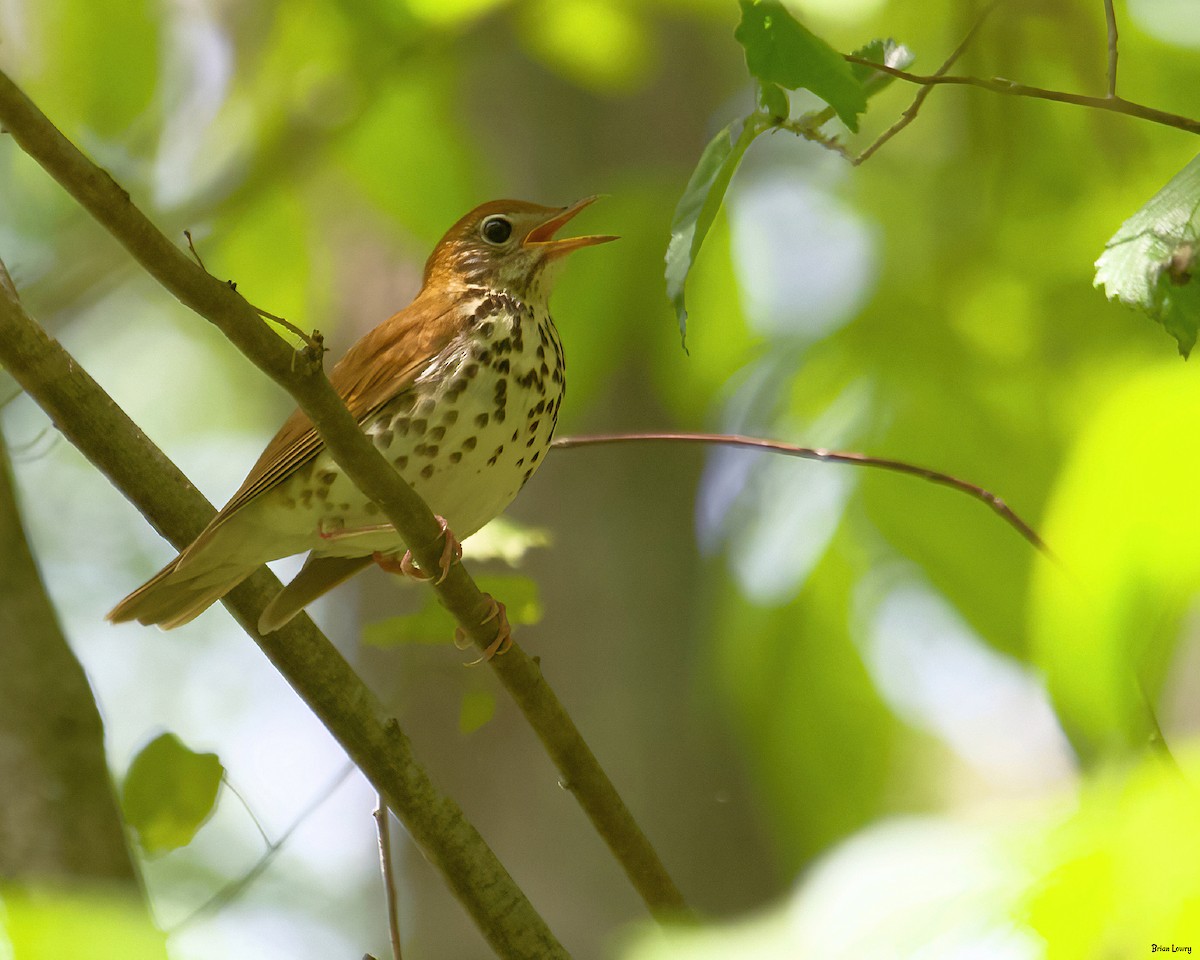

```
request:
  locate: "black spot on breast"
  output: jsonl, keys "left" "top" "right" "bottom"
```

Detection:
{"left": 429, "top": 426, "right": 446, "bottom": 442}
{"left": 449, "top": 451, "right": 462, "bottom": 463}
{"left": 539, "top": 362, "right": 549, "bottom": 376}
{"left": 529, "top": 419, "right": 540, "bottom": 433}
{"left": 394, "top": 418, "right": 411, "bottom": 438}
{"left": 494, "top": 408, "right": 506, "bottom": 423}
{"left": 442, "top": 410, "right": 459, "bottom": 426}
{"left": 531, "top": 451, "right": 540, "bottom": 463}
{"left": 412, "top": 418, "right": 427, "bottom": 435}
{"left": 394, "top": 455, "right": 409, "bottom": 470}
{"left": 462, "top": 436, "right": 477, "bottom": 451}
{"left": 315, "top": 487, "right": 329, "bottom": 501}
{"left": 479, "top": 320, "right": 495, "bottom": 337}
{"left": 516, "top": 457, "right": 524, "bottom": 468}
{"left": 525, "top": 436, "right": 537, "bottom": 448}
{"left": 523, "top": 467, "right": 534, "bottom": 484}
{"left": 420, "top": 465, "right": 434, "bottom": 479}
{"left": 495, "top": 358, "right": 510, "bottom": 374}
{"left": 317, "top": 470, "right": 337, "bottom": 485}
{"left": 511, "top": 429, "right": 518, "bottom": 442}
{"left": 475, "top": 413, "right": 489, "bottom": 428}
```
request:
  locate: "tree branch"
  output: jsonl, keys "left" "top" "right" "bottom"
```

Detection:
{"left": 0, "top": 429, "right": 146, "bottom": 889}
{"left": 0, "top": 266, "right": 567, "bottom": 958}
{"left": 854, "top": 0, "right": 1000, "bottom": 165}
{"left": 0, "top": 67, "right": 685, "bottom": 920}
{"left": 843, "top": 56, "right": 1200, "bottom": 136}
{"left": 552, "top": 433, "right": 1047, "bottom": 555}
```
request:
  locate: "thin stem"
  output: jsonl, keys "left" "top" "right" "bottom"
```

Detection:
{"left": 374, "top": 798, "right": 404, "bottom": 960}
{"left": 1103, "top": 0, "right": 1119, "bottom": 99}
{"left": 172, "top": 763, "right": 357, "bottom": 933}
{"left": 843, "top": 56, "right": 1200, "bottom": 136}
{"left": 552, "top": 432, "right": 1048, "bottom": 555}
{"left": 855, "top": 0, "right": 1000, "bottom": 165}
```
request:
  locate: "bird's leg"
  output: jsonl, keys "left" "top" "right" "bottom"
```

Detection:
{"left": 373, "top": 515, "right": 462, "bottom": 585}
{"left": 455, "top": 595, "right": 512, "bottom": 661}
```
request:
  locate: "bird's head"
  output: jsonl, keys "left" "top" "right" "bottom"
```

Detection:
{"left": 423, "top": 197, "right": 617, "bottom": 300}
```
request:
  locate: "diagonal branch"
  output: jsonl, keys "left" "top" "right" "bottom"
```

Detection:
{"left": 843, "top": 56, "right": 1200, "bottom": 136}
{"left": 0, "top": 67, "right": 685, "bottom": 920}
{"left": 0, "top": 274, "right": 567, "bottom": 958}
{"left": 552, "top": 433, "right": 1048, "bottom": 554}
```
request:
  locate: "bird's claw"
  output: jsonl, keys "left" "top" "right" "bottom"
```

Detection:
{"left": 373, "top": 515, "right": 461, "bottom": 584}
{"left": 456, "top": 595, "right": 511, "bottom": 662}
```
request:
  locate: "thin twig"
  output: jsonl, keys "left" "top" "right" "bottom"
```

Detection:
{"left": 186, "top": 229, "right": 321, "bottom": 354}
{"left": 843, "top": 56, "right": 1200, "bottom": 136}
{"left": 374, "top": 797, "right": 404, "bottom": 960}
{"left": 552, "top": 432, "right": 1049, "bottom": 555}
{"left": 183, "top": 230, "right": 207, "bottom": 271}
{"left": 171, "top": 763, "right": 357, "bottom": 933}
{"left": 855, "top": 0, "right": 1000, "bottom": 165}
{"left": 221, "top": 773, "right": 273, "bottom": 847}
{"left": 1103, "top": 0, "right": 1119, "bottom": 99}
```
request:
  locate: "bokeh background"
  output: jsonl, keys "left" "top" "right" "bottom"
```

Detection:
{"left": 3, "top": 0, "right": 1200, "bottom": 956}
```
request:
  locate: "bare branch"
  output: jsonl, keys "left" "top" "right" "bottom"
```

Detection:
{"left": 553, "top": 432, "right": 1049, "bottom": 555}
{"left": 843, "top": 56, "right": 1200, "bottom": 136}
{"left": 855, "top": 0, "right": 1000, "bottom": 165}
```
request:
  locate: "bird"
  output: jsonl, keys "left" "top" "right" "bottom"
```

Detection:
{"left": 108, "top": 197, "right": 616, "bottom": 654}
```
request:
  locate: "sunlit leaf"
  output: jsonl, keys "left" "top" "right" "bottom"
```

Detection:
{"left": 461, "top": 516, "right": 551, "bottom": 565}
{"left": 518, "top": 0, "right": 653, "bottom": 93}
{"left": 121, "top": 733, "right": 223, "bottom": 856}
{"left": 1095, "top": 152, "right": 1200, "bottom": 356}
{"left": 849, "top": 38, "right": 916, "bottom": 97}
{"left": 458, "top": 690, "right": 497, "bottom": 734}
{"left": 734, "top": 0, "right": 867, "bottom": 132}
{"left": 364, "top": 574, "right": 543, "bottom": 646}
{"left": 665, "top": 115, "right": 764, "bottom": 345}
{"left": 2, "top": 888, "right": 169, "bottom": 960}
{"left": 1030, "top": 363, "right": 1200, "bottom": 757}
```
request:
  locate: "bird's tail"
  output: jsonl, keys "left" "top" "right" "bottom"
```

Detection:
{"left": 107, "top": 554, "right": 258, "bottom": 629}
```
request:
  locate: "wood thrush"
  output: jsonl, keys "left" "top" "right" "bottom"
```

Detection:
{"left": 109, "top": 198, "right": 615, "bottom": 645}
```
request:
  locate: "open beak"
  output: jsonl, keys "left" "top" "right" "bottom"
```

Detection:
{"left": 523, "top": 196, "right": 619, "bottom": 256}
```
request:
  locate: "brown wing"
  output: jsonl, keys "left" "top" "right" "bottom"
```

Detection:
{"left": 177, "top": 292, "right": 458, "bottom": 562}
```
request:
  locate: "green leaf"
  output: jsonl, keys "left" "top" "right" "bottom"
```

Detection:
{"left": 121, "top": 733, "right": 223, "bottom": 857}
{"left": 665, "top": 115, "right": 764, "bottom": 345}
{"left": 458, "top": 690, "right": 497, "bottom": 734}
{"left": 734, "top": 0, "right": 867, "bottom": 132}
{"left": 1095, "top": 152, "right": 1200, "bottom": 357}
{"left": 756, "top": 81, "right": 789, "bottom": 121}
{"left": 363, "top": 574, "right": 543, "bottom": 647}
{"left": 849, "top": 38, "right": 916, "bottom": 97}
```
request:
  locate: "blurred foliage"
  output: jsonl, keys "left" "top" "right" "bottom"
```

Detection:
{"left": 3, "top": 0, "right": 1200, "bottom": 956}
{"left": 122, "top": 733, "right": 224, "bottom": 856}
{"left": 622, "top": 751, "right": 1200, "bottom": 959}
{"left": 1, "top": 887, "right": 169, "bottom": 959}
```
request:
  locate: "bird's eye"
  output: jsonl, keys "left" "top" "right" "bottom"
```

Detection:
{"left": 481, "top": 216, "right": 513, "bottom": 245}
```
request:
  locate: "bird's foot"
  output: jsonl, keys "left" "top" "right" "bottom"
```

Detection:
{"left": 373, "top": 515, "right": 461, "bottom": 585}
{"left": 456, "top": 595, "right": 512, "bottom": 662}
